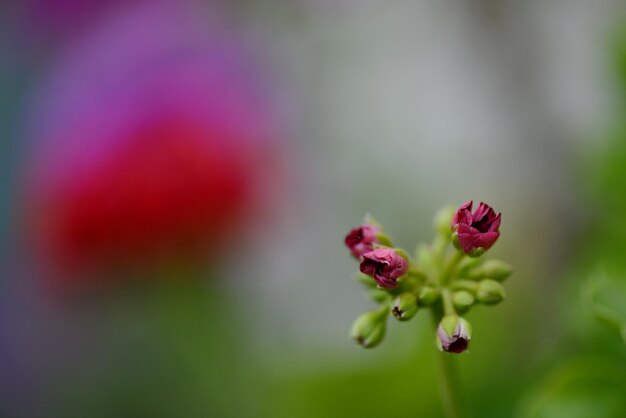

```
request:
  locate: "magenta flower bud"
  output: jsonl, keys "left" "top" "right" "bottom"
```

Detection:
{"left": 451, "top": 200, "right": 501, "bottom": 255}
{"left": 437, "top": 317, "right": 472, "bottom": 354}
{"left": 344, "top": 225, "right": 381, "bottom": 258}
{"left": 359, "top": 248, "right": 408, "bottom": 289}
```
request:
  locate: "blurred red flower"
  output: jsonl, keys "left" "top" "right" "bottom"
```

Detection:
{"left": 23, "top": 2, "right": 285, "bottom": 288}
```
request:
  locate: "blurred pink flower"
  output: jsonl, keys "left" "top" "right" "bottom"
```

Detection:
{"left": 23, "top": 2, "right": 285, "bottom": 288}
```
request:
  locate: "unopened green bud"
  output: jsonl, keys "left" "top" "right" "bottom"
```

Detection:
{"left": 368, "top": 288, "right": 390, "bottom": 303}
{"left": 350, "top": 310, "right": 387, "bottom": 348}
{"left": 453, "top": 290, "right": 475, "bottom": 314}
{"left": 376, "top": 233, "right": 393, "bottom": 247}
{"left": 457, "top": 257, "right": 482, "bottom": 278}
{"left": 475, "top": 260, "right": 512, "bottom": 281}
{"left": 418, "top": 286, "right": 440, "bottom": 306}
{"left": 476, "top": 279, "right": 506, "bottom": 305}
{"left": 392, "top": 293, "right": 418, "bottom": 321}
{"left": 434, "top": 205, "right": 456, "bottom": 238}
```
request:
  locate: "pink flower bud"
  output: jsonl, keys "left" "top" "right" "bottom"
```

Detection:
{"left": 359, "top": 248, "right": 408, "bottom": 289}
{"left": 451, "top": 200, "right": 501, "bottom": 255}
{"left": 438, "top": 319, "right": 471, "bottom": 354}
{"left": 344, "top": 225, "right": 381, "bottom": 258}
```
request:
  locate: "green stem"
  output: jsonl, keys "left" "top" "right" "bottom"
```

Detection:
{"left": 441, "top": 251, "right": 465, "bottom": 286}
{"left": 432, "top": 312, "right": 465, "bottom": 418}
{"left": 441, "top": 288, "right": 456, "bottom": 316}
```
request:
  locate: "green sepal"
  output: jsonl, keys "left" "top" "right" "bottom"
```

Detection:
{"left": 451, "top": 233, "right": 460, "bottom": 250}
{"left": 440, "top": 315, "right": 460, "bottom": 336}
{"left": 459, "top": 317, "right": 472, "bottom": 339}
{"left": 376, "top": 233, "right": 394, "bottom": 247}
{"left": 467, "top": 247, "right": 486, "bottom": 258}
{"left": 394, "top": 248, "right": 411, "bottom": 263}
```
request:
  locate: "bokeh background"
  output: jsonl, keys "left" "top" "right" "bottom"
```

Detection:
{"left": 1, "top": 1, "right": 626, "bottom": 417}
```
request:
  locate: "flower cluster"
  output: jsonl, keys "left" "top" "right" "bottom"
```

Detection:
{"left": 344, "top": 201, "right": 511, "bottom": 353}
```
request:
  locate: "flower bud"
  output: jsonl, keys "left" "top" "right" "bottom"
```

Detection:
{"left": 391, "top": 293, "right": 418, "bottom": 321}
{"left": 453, "top": 291, "right": 475, "bottom": 314}
{"left": 360, "top": 248, "right": 409, "bottom": 289}
{"left": 476, "top": 279, "right": 506, "bottom": 305}
{"left": 451, "top": 200, "right": 501, "bottom": 256}
{"left": 437, "top": 316, "right": 472, "bottom": 354}
{"left": 350, "top": 310, "right": 387, "bottom": 348}
{"left": 344, "top": 224, "right": 381, "bottom": 258}
{"left": 417, "top": 286, "right": 440, "bottom": 306}
{"left": 456, "top": 256, "right": 482, "bottom": 278}
{"left": 471, "top": 260, "right": 512, "bottom": 281}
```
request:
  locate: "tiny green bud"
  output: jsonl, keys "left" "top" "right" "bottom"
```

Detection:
{"left": 392, "top": 293, "right": 418, "bottom": 321}
{"left": 476, "top": 260, "right": 512, "bottom": 281}
{"left": 456, "top": 256, "right": 482, "bottom": 278}
{"left": 350, "top": 310, "right": 387, "bottom": 348}
{"left": 418, "top": 286, "right": 440, "bottom": 306}
{"left": 453, "top": 290, "right": 475, "bottom": 314}
{"left": 434, "top": 205, "right": 456, "bottom": 238}
{"left": 476, "top": 279, "right": 506, "bottom": 305}
{"left": 368, "top": 288, "right": 390, "bottom": 303}
{"left": 375, "top": 232, "right": 394, "bottom": 247}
